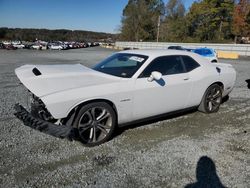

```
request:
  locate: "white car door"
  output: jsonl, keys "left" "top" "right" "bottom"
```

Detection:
{"left": 132, "top": 55, "right": 193, "bottom": 121}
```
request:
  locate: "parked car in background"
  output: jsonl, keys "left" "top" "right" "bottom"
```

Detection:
{"left": 82, "top": 42, "right": 88, "bottom": 48}
{"left": 31, "top": 44, "right": 42, "bottom": 50}
{"left": 24, "top": 44, "right": 34, "bottom": 49}
{"left": 14, "top": 49, "right": 236, "bottom": 146}
{"left": 185, "top": 48, "right": 195, "bottom": 52}
{"left": 49, "top": 44, "right": 64, "bottom": 50}
{"left": 168, "top": 46, "right": 187, "bottom": 51}
{"left": 12, "top": 41, "right": 25, "bottom": 49}
{"left": 0, "top": 40, "right": 100, "bottom": 51}
{"left": 0, "top": 42, "right": 5, "bottom": 49}
{"left": 13, "top": 44, "right": 25, "bottom": 49}
{"left": 192, "top": 48, "right": 218, "bottom": 63}
{"left": 5, "top": 44, "right": 17, "bottom": 50}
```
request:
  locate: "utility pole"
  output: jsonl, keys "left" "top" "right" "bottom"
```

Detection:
{"left": 157, "top": 15, "right": 160, "bottom": 42}
{"left": 219, "top": 21, "right": 223, "bottom": 40}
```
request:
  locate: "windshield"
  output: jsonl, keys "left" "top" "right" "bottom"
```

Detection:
{"left": 93, "top": 53, "right": 148, "bottom": 78}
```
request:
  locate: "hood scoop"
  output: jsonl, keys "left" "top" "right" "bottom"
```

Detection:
{"left": 32, "top": 67, "right": 42, "bottom": 76}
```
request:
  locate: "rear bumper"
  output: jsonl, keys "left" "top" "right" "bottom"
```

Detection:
{"left": 14, "top": 104, "right": 75, "bottom": 140}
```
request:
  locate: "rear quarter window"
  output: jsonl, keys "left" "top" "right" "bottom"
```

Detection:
{"left": 181, "top": 55, "right": 200, "bottom": 72}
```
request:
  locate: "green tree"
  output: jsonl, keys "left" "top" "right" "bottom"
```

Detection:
{"left": 120, "top": 0, "right": 164, "bottom": 41}
{"left": 232, "top": 0, "right": 250, "bottom": 42}
{"left": 160, "top": 0, "right": 187, "bottom": 42}
{"left": 165, "top": 0, "right": 185, "bottom": 18}
{"left": 0, "top": 28, "right": 115, "bottom": 42}
{"left": 186, "top": 0, "right": 234, "bottom": 42}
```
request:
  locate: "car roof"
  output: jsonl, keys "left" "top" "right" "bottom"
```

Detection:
{"left": 118, "top": 49, "right": 194, "bottom": 57}
{"left": 117, "top": 49, "right": 211, "bottom": 67}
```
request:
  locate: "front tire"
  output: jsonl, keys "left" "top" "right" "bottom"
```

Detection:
{"left": 73, "top": 102, "right": 116, "bottom": 146}
{"left": 198, "top": 84, "right": 222, "bottom": 113}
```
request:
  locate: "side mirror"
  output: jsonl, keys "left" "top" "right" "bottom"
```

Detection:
{"left": 147, "top": 71, "right": 162, "bottom": 82}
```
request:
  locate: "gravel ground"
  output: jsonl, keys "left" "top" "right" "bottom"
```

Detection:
{"left": 0, "top": 47, "right": 249, "bottom": 188}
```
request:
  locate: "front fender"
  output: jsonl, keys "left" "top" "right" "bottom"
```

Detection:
{"left": 41, "top": 84, "right": 134, "bottom": 124}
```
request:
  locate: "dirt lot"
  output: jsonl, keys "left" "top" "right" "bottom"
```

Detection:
{"left": 0, "top": 47, "right": 249, "bottom": 188}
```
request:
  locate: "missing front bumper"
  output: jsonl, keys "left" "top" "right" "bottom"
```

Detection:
{"left": 14, "top": 104, "right": 75, "bottom": 140}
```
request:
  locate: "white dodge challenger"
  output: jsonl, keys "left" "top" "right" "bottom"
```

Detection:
{"left": 14, "top": 50, "right": 236, "bottom": 146}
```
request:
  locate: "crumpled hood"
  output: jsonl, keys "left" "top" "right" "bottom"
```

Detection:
{"left": 15, "top": 64, "right": 120, "bottom": 97}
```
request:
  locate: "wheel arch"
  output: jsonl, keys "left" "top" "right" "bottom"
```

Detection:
{"left": 210, "top": 81, "right": 224, "bottom": 91}
{"left": 199, "top": 81, "right": 224, "bottom": 106}
{"left": 198, "top": 81, "right": 224, "bottom": 113}
{"left": 64, "top": 98, "right": 118, "bottom": 126}
{"left": 77, "top": 98, "right": 118, "bottom": 115}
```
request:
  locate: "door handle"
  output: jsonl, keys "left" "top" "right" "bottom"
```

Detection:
{"left": 183, "top": 78, "right": 189, "bottom": 81}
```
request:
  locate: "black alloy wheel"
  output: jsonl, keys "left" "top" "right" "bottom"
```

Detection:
{"left": 73, "top": 102, "right": 116, "bottom": 146}
{"left": 199, "top": 84, "right": 222, "bottom": 113}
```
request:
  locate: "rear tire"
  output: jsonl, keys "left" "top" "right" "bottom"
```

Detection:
{"left": 198, "top": 84, "right": 222, "bottom": 113}
{"left": 73, "top": 102, "right": 116, "bottom": 147}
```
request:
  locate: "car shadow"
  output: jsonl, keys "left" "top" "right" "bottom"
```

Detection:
{"left": 221, "top": 95, "right": 229, "bottom": 104}
{"left": 185, "top": 156, "right": 226, "bottom": 188}
{"left": 246, "top": 79, "right": 250, "bottom": 89}
{"left": 113, "top": 108, "right": 197, "bottom": 139}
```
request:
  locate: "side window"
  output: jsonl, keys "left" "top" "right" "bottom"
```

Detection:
{"left": 140, "top": 55, "right": 185, "bottom": 77}
{"left": 181, "top": 56, "right": 200, "bottom": 72}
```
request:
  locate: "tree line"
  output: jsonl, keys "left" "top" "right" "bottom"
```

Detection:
{"left": 120, "top": 0, "right": 250, "bottom": 43}
{"left": 0, "top": 28, "right": 116, "bottom": 42}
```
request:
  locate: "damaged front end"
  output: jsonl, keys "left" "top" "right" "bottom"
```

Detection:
{"left": 14, "top": 93, "right": 76, "bottom": 140}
